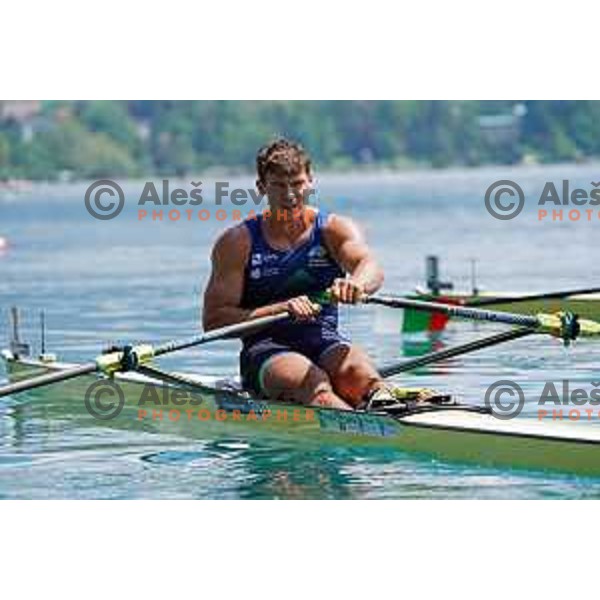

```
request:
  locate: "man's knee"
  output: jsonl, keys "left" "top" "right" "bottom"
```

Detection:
{"left": 304, "top": 363, "right": 332, "bottom": 387}
{"left": 336, "top": 359, "right": 362, "bottom": 380}
{"left": 263, "top": 358, "right": 332, "bottom": 403}
{"left": 301, "top": 366, "right": 334, "bottom": 402}
{"left": 330, "top": 360, "right": 380, "bottom": 403}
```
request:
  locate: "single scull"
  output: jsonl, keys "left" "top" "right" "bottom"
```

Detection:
{"left": 2, "top": 293, "right": 600, "bottom": 477}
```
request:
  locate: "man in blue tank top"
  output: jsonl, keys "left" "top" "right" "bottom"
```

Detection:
{"left": 203, "top": 139, "right": 390, "bottom": 411}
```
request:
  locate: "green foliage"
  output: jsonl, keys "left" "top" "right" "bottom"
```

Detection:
{"left": 6, "top": 119, "right": 138, "bottom": 179}
{"left": 0, "top": 133, "right": 13, "bottom": 179}
{"left": 548, "top": 126, "right": 579, "bottom": 162}
{"left": 79, "top": 101, "right": 140, "bottom": 148}
{"left": 0, "top": 101, "right": 599, "bottom": 180}
{"left": 0, "top": 133, "right": 10, "bottom": 166}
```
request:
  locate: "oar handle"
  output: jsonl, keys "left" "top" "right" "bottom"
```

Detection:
{"left": 309, "top": 290, "right": 334, "bottom": 305}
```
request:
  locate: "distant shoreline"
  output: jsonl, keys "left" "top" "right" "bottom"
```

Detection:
{"left": 2, "top": 159, "right": 600, "bottom": 195}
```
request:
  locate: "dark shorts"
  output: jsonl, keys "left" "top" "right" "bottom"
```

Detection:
{"left": 240, "top": 326, "right": 351, "bottom": 396}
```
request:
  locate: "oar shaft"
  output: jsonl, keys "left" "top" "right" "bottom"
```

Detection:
{"left": 0, "top": 313, "right": 291, "bottom": 399}
{"left": 470, "top": 286, "right": 600, "bottom": 307}
{"left": 366, "top": 295, "right": 540, "bottom": 328}
{"left": 0, "top": 361, "right": 97, "bottom": 399}
{"left": 153, "top": 312, "right": 290, "bottom": 357}
{"left": 378, "top": 327, "right": 536, "bottom": 378}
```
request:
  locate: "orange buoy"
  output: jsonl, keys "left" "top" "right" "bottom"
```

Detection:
{"left": 0, "top": 236, "right": 8, "bottom": 253}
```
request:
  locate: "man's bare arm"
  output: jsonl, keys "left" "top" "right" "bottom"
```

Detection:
{"left": 202, "top": 227, "right": 250, "bottom": 331}
{"left": 323, "top": 214, "right": 384, "bottom": 302}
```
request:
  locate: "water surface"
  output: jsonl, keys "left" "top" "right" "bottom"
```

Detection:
{"left": 1, "top": 164, "right": 599, "bottom": 498}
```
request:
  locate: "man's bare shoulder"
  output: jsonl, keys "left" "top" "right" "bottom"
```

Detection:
{"left": 322, "top": 212, "right": 364, "bottom": 242}
{"left": 211, "top": 223, "right": 251, "bottom": 262}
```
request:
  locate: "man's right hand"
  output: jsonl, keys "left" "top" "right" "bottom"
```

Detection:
{"left": 285, "top": 295, "right": 322, "bottom": 321}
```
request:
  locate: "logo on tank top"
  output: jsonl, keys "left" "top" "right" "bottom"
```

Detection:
{"left": 307, "top": 245, "right": 332, "bottom": 268}
{"left": 249, "top": 254, "right": 281, "bottom": 280}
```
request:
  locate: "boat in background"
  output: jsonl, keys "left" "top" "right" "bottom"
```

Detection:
{"left": 402, "top": 256, "right": 600, "bottom": 333}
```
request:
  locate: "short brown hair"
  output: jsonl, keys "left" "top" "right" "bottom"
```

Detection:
{"left": 256, "top": 138, "right": 312, "bottom": 183}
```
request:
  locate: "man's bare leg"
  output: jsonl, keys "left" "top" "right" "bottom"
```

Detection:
{"left": 260, "top": 352, "right": 353, "bottom": 410}
{"left": 318, "top": 344, "right": 385, "bottom": 408}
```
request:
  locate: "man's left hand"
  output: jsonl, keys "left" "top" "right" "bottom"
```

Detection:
{"left": 330, "top": 278, "right": 365, "bottom": 304}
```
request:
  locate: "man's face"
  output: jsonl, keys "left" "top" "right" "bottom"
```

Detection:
{"left": 260, "top": 168, "right": 313, "bottom": 211}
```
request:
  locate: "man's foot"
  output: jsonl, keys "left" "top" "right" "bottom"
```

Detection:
{"left": 360, "top": 384, "right": 451, "bottom": 413}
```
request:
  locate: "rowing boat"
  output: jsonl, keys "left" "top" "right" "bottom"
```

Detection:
{"left": 4, "top": 348, "right": 600, "bottom": 477}
{"left": 3, "top": 294, "right": 600, "bottom": 478}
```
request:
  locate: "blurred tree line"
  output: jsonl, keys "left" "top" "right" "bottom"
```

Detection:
{"left": 1, "top": 100, "right": 599, "bottom": 180}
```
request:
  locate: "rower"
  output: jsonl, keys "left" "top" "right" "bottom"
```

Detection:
{"left": 202, "top": 138, "right": 422, "bottom": 411}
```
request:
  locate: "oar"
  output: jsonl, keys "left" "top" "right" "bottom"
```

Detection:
{"left": 378, "top": 327, "right": 536, "bottom": 378}
{"left": 466, "top": 285, "right": 600, "bottom": 307}
{"left": 0, "top": 312, "right": 290, "bottom": 400}
{"left": 363, "top": 294, "right": 600, "bottom": 341}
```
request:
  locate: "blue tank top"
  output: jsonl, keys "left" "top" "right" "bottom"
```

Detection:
{"left": 241, "top": 210, "right": 344, "bottom": 332}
